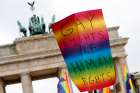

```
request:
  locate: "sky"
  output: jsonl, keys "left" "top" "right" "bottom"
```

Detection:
{"left": 0, "top": 0, "right": 140, "bottom": 93}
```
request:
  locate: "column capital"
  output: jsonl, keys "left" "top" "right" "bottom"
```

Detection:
{"left": 20, "top": 72, "right": 30, "bottom": 75}
{"left": 115, "top": 56, "right": 127, "bottom": 60}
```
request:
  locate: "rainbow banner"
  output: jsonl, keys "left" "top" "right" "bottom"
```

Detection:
{"left": 52, "top": 9, "right": 116, "bottom": 92}
{"left": 97, "top": 87, "right": 112, "bottom": 93}
{"left": 123, "top": 63, "right": 130, "bottom": 93}
{"left": 57, "top": 78, "right": 66, "bottom": 93}
{"left": 57, "top": 70, "right": 72, "bottom": 93}
{"left": 122, "top": 63, "right": 136, "bottom": 93}
{"left": 129, "top": 78, "right": 136, "bottom": 93}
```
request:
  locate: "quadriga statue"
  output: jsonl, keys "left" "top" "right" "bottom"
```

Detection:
{"left": 29, "top": 14, "right": 46, "bottom": 36}
{"left": 17, "top": 1, "right": 46, "bottom": 37}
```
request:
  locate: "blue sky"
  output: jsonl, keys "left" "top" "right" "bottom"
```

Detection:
{"left": 0, "top": 0, "right": 140, "bottom": 93}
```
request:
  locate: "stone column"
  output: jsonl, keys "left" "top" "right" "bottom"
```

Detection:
{"left": 114, "top": 57, "right": 127, "bottom": 93}
{"left": 135, "top": 79, "right": 140, "bottom": 92}
{"left": 0, "top": 79, "right": 6, "bottom": 93}
{"left": 21, "top": 72, "right": 33, "bottom": 93}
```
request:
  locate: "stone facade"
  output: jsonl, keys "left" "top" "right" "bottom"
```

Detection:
{"left": 0, "top": 26, "right": 129, "bottom": 93}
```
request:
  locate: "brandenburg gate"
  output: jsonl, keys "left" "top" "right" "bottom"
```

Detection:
{"left": 0, "top": 26, "right": 129, "bottom": 93}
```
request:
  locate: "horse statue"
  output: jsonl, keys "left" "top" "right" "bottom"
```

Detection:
{"left": 17, "top": 21, "right": 27, "bottom": 37}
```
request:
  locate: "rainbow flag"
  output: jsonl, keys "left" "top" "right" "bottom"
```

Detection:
{"left": 123, "top": 63, "right": 130, "bottom": 93}
{"left": 97, "top": 87, "right": 112, "bottom": 93}
{"left": 52, "top": 9, "right": 116, "bottom": 92}
{"left": 122, "top": 63, "right": 136, "bottom": 93}
{"left": 57, "top": 71, "right": 72, "bottom": 93}
{"left": 57, "top": 78, "right": 66, "bottom": 93}
{"left": 129, "top": 77, "right": 136, "bottom": 93}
